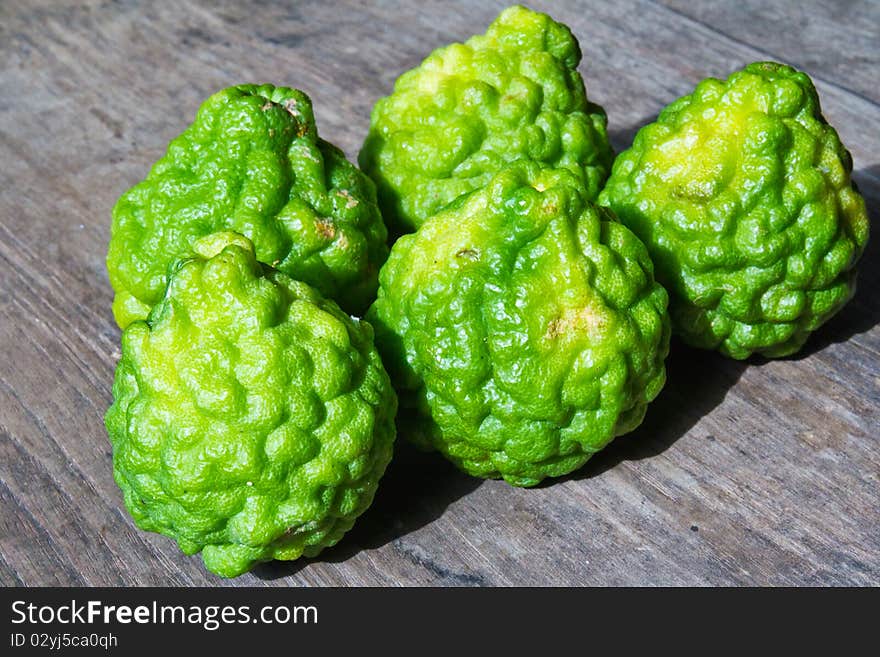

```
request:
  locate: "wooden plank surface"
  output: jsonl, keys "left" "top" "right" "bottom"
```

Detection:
{"left": 0, "top": 0, "right": 877, "bottom": 586}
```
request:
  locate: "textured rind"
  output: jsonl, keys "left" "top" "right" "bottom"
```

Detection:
{"left": 599, "top": 62, "right": 870, "bottom": 359}
{"left": 105, "top": 233, "right": 397, "bottom": 577}
{"left": 369, "top": 163, "right": 670, "bottom": 487}
{"left": 107, "top": 84, "right": 388, "bottom": 328}
{"left": 359, "top": 5, "right": 613, "bottom": 236}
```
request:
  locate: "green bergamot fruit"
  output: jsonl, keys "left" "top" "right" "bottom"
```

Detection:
{"left": 108, "top": 84, "right": 388, "bottom": 328}
{"left": 359, "top": 5, "right": 613, "bottom": 236}
{"left": 105, "top": 232, "right": 397, "bottom": 577}
{"left": 368, "top": 163, "right": 669, "bottom": 487}
{"left": 599, "top": 62, "right": 870, "bottom": 359}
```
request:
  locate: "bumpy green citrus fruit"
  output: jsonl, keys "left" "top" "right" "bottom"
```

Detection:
{"left": 599, "top": 62, "right": 870, "bottom": 359}
{"left": 369, "top": 163, "right": 669, "bottom": 487}
{"left": 359, "top": 5, "right": 613, "bottom": 236}
{"left": 105, "top": 232, "right": 397, "bottom": 577}
{"left": 108, "top": 84, "right": 388, "bottom": 328}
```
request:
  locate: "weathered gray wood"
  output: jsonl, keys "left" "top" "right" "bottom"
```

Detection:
{"left": 659, "top": 0, "right": 880, "bottom": 105}
{"left": 0, "top": 0, "right": 877, "bottom": 586}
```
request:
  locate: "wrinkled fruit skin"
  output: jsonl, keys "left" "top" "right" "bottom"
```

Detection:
{"left": 108, "top": 84, "right": 388, "bottom": 328}
{"left": 105, "top": 232, "right": 397, "bottom": 577}
{"left": 359, "top": 5, "right": 613, "bottom": 236}
{"left": 369, "top": 163, "right": 669, "bottom": 487}
{"left": 599, "top": 62, "right": 870, "bottom": 359}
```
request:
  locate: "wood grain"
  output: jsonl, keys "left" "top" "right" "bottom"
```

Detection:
{"left": 0, "top": 0, "right": 877, "bottom": 586}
